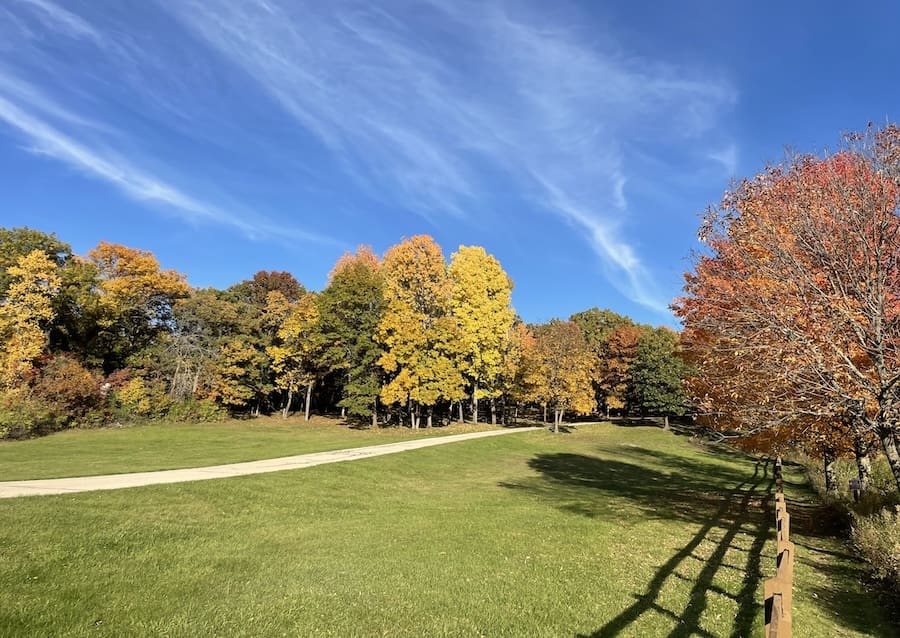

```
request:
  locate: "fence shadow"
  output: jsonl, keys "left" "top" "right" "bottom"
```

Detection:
{"left": 501, "top": 451, "right": 774, "bottom": 637}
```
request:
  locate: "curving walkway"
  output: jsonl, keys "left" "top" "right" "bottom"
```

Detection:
{"left": 0, "top": 426, "right": 542, "bottom": 498}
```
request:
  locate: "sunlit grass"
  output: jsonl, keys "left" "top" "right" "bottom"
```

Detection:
{"left": 0, "top": 415, "right": 504, "bottom": 480}
{"left": 0, "top": 423, "right": 891, "bottom": 636}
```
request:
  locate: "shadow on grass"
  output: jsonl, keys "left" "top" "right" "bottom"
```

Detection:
{"left": 504, "top": 446, "right": 898, "bottom": 637}
{"left": 502, "top": 451, "right": 773, "bottom": 637}
{"left": 802, "top": 551, "right": 900, "bottom": 636}
{"left": 608, "top": 417, "right": 663, "bottom": 429}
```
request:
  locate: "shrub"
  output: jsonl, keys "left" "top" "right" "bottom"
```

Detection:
{"left": 32, "top": 355, "right": 106, "bottom": 427}
{"left": 851, "top": 506, "right": 900, "bottom": 590}
{"left": 800, "top": 450, "right": 900, "bottom": 596}
{"left": 114, "top": 376, "right": 172, "bottom": 418}
{"left": 166, "top": 399, "right": 227, "bottom": 423}
{"left": 800, "top": 452, "right": 899, "bottom": 514}
{"left": 0, "top": 390, "right": 58, "bottom": 439}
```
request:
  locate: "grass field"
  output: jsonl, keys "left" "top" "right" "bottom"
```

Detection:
{"left": 0, "top": 415, "right": 504, "bottom": 481}
{"left": 0, "top": 422, "right": 893, "bottom": 637}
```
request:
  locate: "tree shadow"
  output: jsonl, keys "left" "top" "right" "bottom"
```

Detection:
{"left": 801, "top": 548, "right": 900, "bottom": 637}
{"left": 502, "top": 451, "right": 774, "bottom": 637}
{"left": 609, "top": 417, "right": 661, "bottom": 429}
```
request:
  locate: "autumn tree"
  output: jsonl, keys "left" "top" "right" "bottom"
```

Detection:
{"left": 87, "top": 242, "right": 190, "bottom": 372}
{"left": 533, "top": 320, "right": 595, "bottom": 432}
{"left": 318, "top": 247, "right": 384, "bottom": 426}
{"left": 229, "top": 270, "right": 305, "bottom": 306}
{"left": 218, "top": 271, "right": 308, "bottom": 414}
{"left": 0, "top": 227, "right": 71, "bottom": 295}
{"left": 570, "top": 308, "right": 633, "bottom": 412}
{"left": 46, "top": 257, "right": 104, "bottom": 367}
{"left": 676, "top": 128, "right": 900, "bottom": 491}
{"left": 570, "top": 308, "right": 633, "bottom": 352}
{"left": 164, "top": 288, "right": 246, "bottom": 401}
{"left": 208, "top": 337, "right": 264, "bottom": 410}
{"left": 498, "top": 321, "right": 543, "bottom": 424}
{"left": 376, "top": 236, "right": 465, "bottom": 428}
{"left": 266, "top": 291, "right": 322, "bottom": 420}
{"left": 598, "top": 323, "right": 644, "bottom": 416}
{"left": 0, "top": 250, "right": 61, "bottom": 388}
{"left": 449, "top": 245, "right": 515, "bottom": 424}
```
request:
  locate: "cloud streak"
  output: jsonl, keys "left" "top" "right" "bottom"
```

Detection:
{"left": 708, "top": 144, "right": 739, "bottom": 177}
{"left": 168, "top": 0, "right": 735, "bottom": 313}
{"left": 13, "top": 0, "right": 102, "bottom": 43}
{"left": 0, "top": 0, "right": 341, "bottom": 249}
{"left": 1, "top": 0, "right": 736, "bottom": 312}
{"left": 0, "top": 78, "right": 337, "bottom": 246}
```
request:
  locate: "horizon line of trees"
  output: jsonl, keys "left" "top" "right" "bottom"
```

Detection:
{"left": 0, "top": 228, "right": 689, "bottom": 438}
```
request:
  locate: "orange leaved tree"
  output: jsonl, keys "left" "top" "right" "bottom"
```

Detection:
{"left": 676, "top": 126, "right": 900, "bottom": 491}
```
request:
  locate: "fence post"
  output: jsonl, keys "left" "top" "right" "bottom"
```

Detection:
{"left": 764, "top": 455, "right": 793, "bottom": 638}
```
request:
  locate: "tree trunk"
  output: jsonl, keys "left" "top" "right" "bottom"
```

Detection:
{"left": 878, "top": 425, "right": 900, "bottom": 492}
{"left": 170, "top": 361, "right": 181, "bottom": 397}
{"left": 553, "top": 408, "right": 559, "bottom": 433}
{"left": 372, "top": 396, "right": 378, "bottom": 428}
{"left": 854, "top": 435, "right": 872, "bottom": 491}
{"left": 427, "top": 406, "right": 433, "bottom": 429}
{"left": 490, "top": 397, "right": 496, "bottom": 425}
{"left": 304, "top": 382, "right": 313, "bottom": 422}
{"left": 542, "top": 404, "right": 547, "bottom": 424}
{"left": 894, "top": 422, "right": 900, "bottom": 467}
{"left": 472, "top": 384, "right": 479, "bottom": 424}
{"left": 341, "top": 406, "right": 346, "bottom": 418}
{"left": 823, "top": 445, "right": 837, "bottom": 493}
{"left": 457, "top": 401, "right": 464, "bottom": 424}
{"left": 282, "top": 385, "right": 293, "bottom": 420}
{"left": 663, "top": 415, "right": 670, "bottom": 431}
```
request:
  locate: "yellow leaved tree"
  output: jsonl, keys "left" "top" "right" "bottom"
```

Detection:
{"left": 0, "top": 250, "right": 61, "bottom": 388}
{"left": 448, "top": 245, "right": 514, "bottom": 424}
{"left": 266, "top": 291, "right": 321, "bottom": 420}
{"left": 87, "top": 241, "right": 190, "bottom": 371}
{"left": 533, "top": 320, "right": 596, "bottom": 432}
{"left": 376, "top": 236, "right": 465, "bottom": 428}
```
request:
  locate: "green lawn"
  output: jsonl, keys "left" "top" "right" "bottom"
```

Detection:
{"left": 0, "top": 423, "right": 893, "bottom": 637}
{"left": 0, "top": 415, "right": 504, "bottom": 480}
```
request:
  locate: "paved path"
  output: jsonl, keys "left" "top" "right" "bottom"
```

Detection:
{"left": 0, "top": 427, "right": 542, "bottom": 499}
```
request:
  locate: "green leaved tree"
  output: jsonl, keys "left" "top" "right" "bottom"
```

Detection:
{"left": 318, "top": 247, "right": 385, "bottom": 426}
{"left": 629, "top": 327, "right": 689, "bottom": 429}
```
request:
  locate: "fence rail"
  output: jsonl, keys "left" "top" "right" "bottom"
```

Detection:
{"left": 764, "top": 456, "right": 794, "bottom": 637}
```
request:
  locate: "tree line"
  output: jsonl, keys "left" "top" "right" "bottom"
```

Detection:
{"left": 0, "top": 230, "right": 687, "bottom": 437}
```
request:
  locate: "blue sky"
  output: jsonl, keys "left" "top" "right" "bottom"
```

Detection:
{"left": 1, "top": 1, "right": 897, "bottom": 327}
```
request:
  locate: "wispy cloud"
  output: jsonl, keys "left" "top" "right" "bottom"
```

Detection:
{"left": 167, "top": 0, "right": 735, "bottom": 313}
{"left": 708, "top": 144, "right": 739, "bottom": 177}
{"left": 13, "top": 0, "right": 102, "bottom": 44}
{"left": 0, "top": 77, "right": 337, "bottom": 246}
{"left": 0, "top": 0, "right": 341, "bottom": 249}
{"left": 1, "top": 0, "right": 735, "bottom": 312}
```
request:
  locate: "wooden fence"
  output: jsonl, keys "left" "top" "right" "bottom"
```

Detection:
{"left": 764, "top": 456, "right": 794, "bottom": 637}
